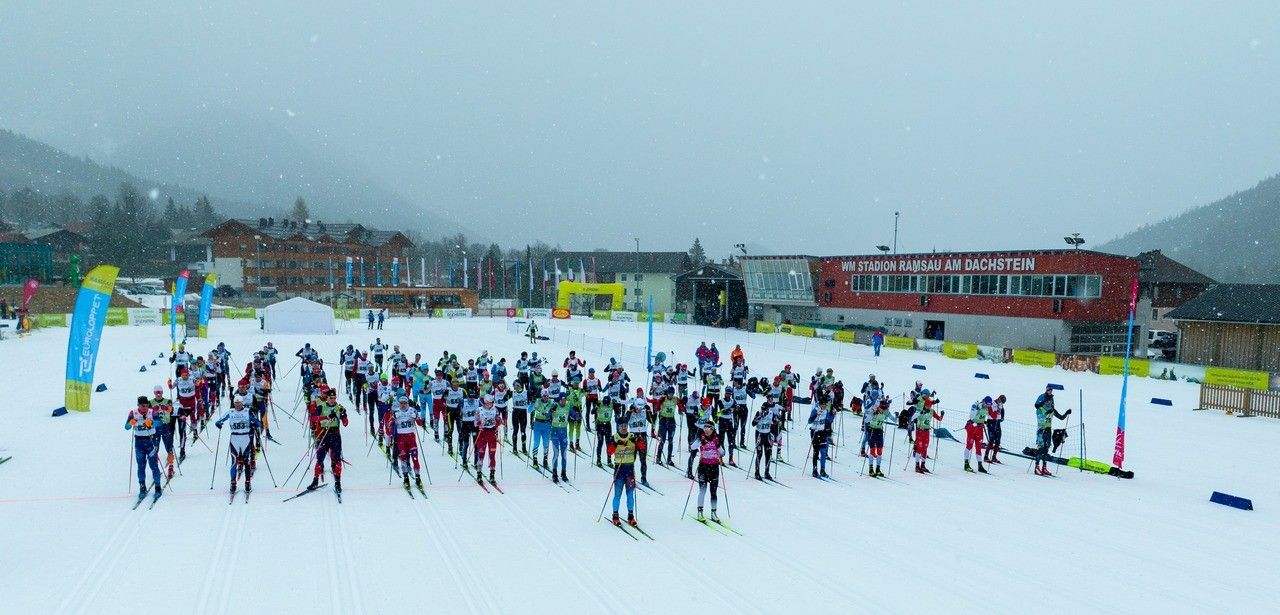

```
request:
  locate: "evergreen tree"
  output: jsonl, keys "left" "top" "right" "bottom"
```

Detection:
{"left": 51, "top": 192, "right": 84, "bottom": 226}
{"left": 163, "top": 197, "right": 180, "bottom": 227}
{"left": 10, "top": 187, "right": 38, "bottom": 227}
{"left": 291, "top": 196, "right": 310, "bottom": 222}
{"left": 688, "top": 237, "right": 708, "bottom": 267}
{"left": 193, "top": 195, "right": 218, "bottom": 229}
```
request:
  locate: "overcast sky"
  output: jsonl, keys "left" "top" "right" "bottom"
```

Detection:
{"left": 2, "top": 2, "right": 1278, "bottom": 257}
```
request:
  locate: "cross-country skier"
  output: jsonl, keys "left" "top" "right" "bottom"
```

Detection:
{"left": 965, "top": 397, "right": 992, "bottom": 474}
{"left": 729, "top": 379, "right": 750, "bottom": 449}
{"left": 386, "top": 396, "right": 424, "bottom": 490}
{"left": 215, "top": 398, "right": 260, "bottom": 497}
{"left": 566, "top": 385, "right": 584, "bottom": 453}
{"left": 170, "top": 343, "right": 193, "bottom": 372}
{"left": 865, "top": 399, "right": 890, "bottom": 477}
{"left": 1034, "top": 387, "right": 1071, "bottom": 476}
{"left": 525, "top": 320, "right": 539, "bottom": 344}
{"left": 148, "top": 385, "right": 177, "bottom": 479}
{"left": 808, "top": 398, "right": 837, "bottom": 478}
{"left": 984, "top": 395, "right": 1006, "bottom": 464}
{"left": 510, "top": 381, "right": 530, "bottom": 454}
{"left": 306, "top": 388, "right": 348, "bottom": 494}
{"left": 458, "top": 389, "right": 480, "bottom": 469}
{"left": 530, "top": 389, "right": 553, "bottom": 469}
{"left": 370, "top": 338, "right": 387, "bottom": 369}
{"left": 549, "top": 394, "right": 571, "bottom": 483}
{"left": 750, "top": 400, "right": 777, "bottom": 479}
{"left": 475, "top": 394, "right": 503, "bottom": 485}
{"left": 608, "top": 422, "right": 640, "bottom": 527}
{"left": 691, "top": 421, "right": 725, "bottom": 522}
{"left": 625, "top": 388, "right": 652, "bottom": 485}
{"left": 172, "top": 367, "right": 198, "bottom": 461}
{"left": 913, "top": 390, "right": 943, "bottom": 473}
{"left": 653, "top": 388, "right": 679, "bottom": 466}
{"left": 593, "top": 390, "right": 615, "bottom": 467}
{"left": 125, "top": 396, "right": 163, "bottom": 499}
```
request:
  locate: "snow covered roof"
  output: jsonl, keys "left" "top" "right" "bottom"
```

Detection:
{"left": 1165, "top": 284, "right": 1280, "bottom": 325}
{"left": 1138, "top": 250, "right": 1215, "bottom": 286}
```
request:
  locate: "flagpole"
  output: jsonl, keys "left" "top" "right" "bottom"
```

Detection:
{"left": 1112, "top": 278, "right": 1138, "bottom": 470}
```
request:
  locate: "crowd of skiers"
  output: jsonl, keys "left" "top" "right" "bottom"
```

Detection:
{"left": 124, "top": 334, "right": 1075, "bottom": 520}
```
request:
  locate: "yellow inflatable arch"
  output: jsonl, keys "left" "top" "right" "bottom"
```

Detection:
{"left": 555, "top": 281, "right": 625, "bottom": 311}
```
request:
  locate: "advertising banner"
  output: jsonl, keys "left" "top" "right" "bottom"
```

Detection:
{"left": 943, "top": 341, "right": 978, "bottom": 360}
{"left": 64, "top": 265, "right": 119, "bottom": 412}
{"left": 884, "top": 335, "right": 915, "bottom": 350}
{"left": 610, "top": 311, "right": 638, "bottom": 322}
{"left": 1204, "top": 366, "right": 1269, "bottom": 391}
{"left": 1013, "top": 348, "right": 1056, "bottom": 368}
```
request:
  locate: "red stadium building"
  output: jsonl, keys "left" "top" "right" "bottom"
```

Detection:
{"left": 812, "top": 249, "right": 1148, "bottom": 354}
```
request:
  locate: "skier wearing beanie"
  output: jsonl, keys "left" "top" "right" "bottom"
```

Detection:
{"left": 691, "top": 421, "right": 725, "bottom": 522}
{"left": 965, "top": 396, "right": 992, "bottom": 474}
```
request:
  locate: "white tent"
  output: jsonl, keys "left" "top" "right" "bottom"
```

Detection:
{"left": 262, "top": 297, "right": 336, "bottom": 335}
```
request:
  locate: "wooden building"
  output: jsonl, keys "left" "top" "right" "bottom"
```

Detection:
{"left": 198, "top": 218, "right": 414, "bottom": 297}
{"left": 1166, "top": 284, "right": 1280, "bottom": 372}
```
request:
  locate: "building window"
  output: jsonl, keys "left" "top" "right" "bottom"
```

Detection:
{"left": 634, "top": 288, "right": 642, "bottom": 296}
{"left": 1152, "top": 308, "right": 1159, "bottom": 320}
{"left": 635, "top": 274, "right": 644, "bottom": 282}
{"left": 258, "top": 276, "right": 272, "bottom": 285}
{"left": 619, "top": 274, "right": 628, "bottom": 281}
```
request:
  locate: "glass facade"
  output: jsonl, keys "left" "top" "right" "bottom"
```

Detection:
{"left": 742, "top": 258, "right": 816, "bottom": 305}
{"left": 849, "top": 274, "right": 1102, "bottom": 299}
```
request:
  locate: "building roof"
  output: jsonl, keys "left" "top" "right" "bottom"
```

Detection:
{"left": 673, "top": 263, "right": 742, "bottom": 281}
{"left": 204, "top": 218, "right": 413, "bottom": 249}
{"left": 1165, "top": 284, "right": 1280, "bottom": 325}
{"left": 548, "top": 251, "right": 691, "bottom": 274}
{"left": 1137, "top": 250, "right": 1216, "bottom": 285}
{"left": 818, "top": 248, "right": 1130, "bottom": 261}
{"left": 24, "top": 227, "right": 87, "bottom": 242}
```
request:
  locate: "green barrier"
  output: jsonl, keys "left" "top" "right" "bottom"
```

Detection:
{"left": 1068, "top": 457, "right": 1112, "bottom": 474}
{"left": 34, "top": 313, "right": 68, "bottom": 327}
{"left": 1098, "top": 355, "right": 1150, "bottom": 377}
{"left": 1204, "top": 366, "right": 1269, "bottom": 391}
{"left": 943, "top": 341, "right": 977, "bottom": 360}
{"left": 669, "top": 313, "right": 688, "bottom": 324}
{"left": 223, "top": 307, "right": 257, "bottom": 319}
{"left": 1013, "top": 349, "right": 1055, "bottom": 368}
{"left": 884, "top": 336, "right": 914, "bottom": 350}
{"left": 833, "top": 330, "right": 856, "bottom": 343}
{"left": 637, "top": 311, "right": 665, "bottom": 323}
{"left": 105, "top": 307, "right": 129, "bottom": 326}
{"left": 592, "top": 310, "right": 611, "bottom": 320}
{"left": 755, "top": 321, "right": 777, "bottom": 334}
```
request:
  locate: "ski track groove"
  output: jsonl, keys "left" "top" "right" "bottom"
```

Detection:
{"left": 214, "top": 504, "right": 249, "bottom": 614}
{"left": 488, "top": 489, "right": 621, "bottom": 613}
{"left": 410, "top": 498, "right": 489, "bottom": 614}
{"left": 193, "top": 503, "right": 236, "bottom": 615}
{"left": 58, "top": 507, "right": 146, "bottom": 615}
{"left": 333, "top": 496, "right": 366, "bottom": 615}
{"left": 321, "top": 498, "right": 343, "bottom": 615}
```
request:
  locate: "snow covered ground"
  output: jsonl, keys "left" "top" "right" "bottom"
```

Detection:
{"left": 1, "top": 317, "right": 1276, "bottom": 614}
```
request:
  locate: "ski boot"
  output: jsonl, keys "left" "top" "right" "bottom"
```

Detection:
{"left": 560, "top": 470, "right": 569, "bottom": 483}
{"left": 696, "top": 506, "right": 705, "bottom": 522}
{"left": 532, "top": 455, "right": 540, "bottom": 469}
{"left": 138, "top": 483, "right": 148, "bottom": 499}
{"left": 666, "top": 455, "right": 674, "bottom": 466}
{"left": 403, "top": 474, "right": 411, "bottom": 488}
{"left": 820, "top": 469, "right": 829, "bottom": 478}
{"left": 764, "top": 470, "right": 773, "bottom": 481}
{"left": 307, "top": 476, "right": 320, "bottom": 490}
{"left": 978, "top": 462, "right": 988, "bottom": 474}
{"left": 964, "top": 460, "right": 974, "bottom": 473}
{"left": 811, "top": 467, "right": 819, "bottom": 478}
{"left": 245, "top": 481, "right": 251, "bottom": 494}
{"left": 416, "top": 474, "right": 424, "bottom": 489}
{"left": 709, "top": 509, "right": 720, "bottom": 523}
{"left": 754, "top": 470, "right": 762, "bottom": 480}
{"left": 230, "top": 482, "right": 237, "bottom": 496}
{"left": 916, "top": 462, "right": 925, "bottom": 474}
{"left": 542, "top": 453, "right": 549, "bottom": 468}
{"left": 178, "top": 448, "right": 187, "bottom": 463}
{"left": 522, "top": 442, "right": 528, "bottom": 455}
{"left": 874, "top": 464, "right": 883, "bottom": 477}
{"left": 552, "top": 472, "right": 559, "bottom": 484}
{"left": 334, "top": 477, "right": 342, "bottom": 494}
{"left": 627, "top": 513, "right": 637, "bottom": 527}
{"left": 488, "top": 469, "right": 496, "bottom": 485}
{"left": 476, "top": 471, "right": 484, "bottom": 485}
{"left": 686, "top": 470, "right": 694, "bottom": 480}
{"left": 612, "top": 512, "right": 622, "bottom": 526}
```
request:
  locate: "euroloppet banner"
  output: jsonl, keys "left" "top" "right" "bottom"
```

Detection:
{"left": 64, "top": 265, "right": 119, "bottom": 412}
{"left": 198, "top": 273, "right": 218, "bottom": 338}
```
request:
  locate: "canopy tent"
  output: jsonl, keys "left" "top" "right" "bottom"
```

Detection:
{"left": 262, "top": 297, "right": 335, "bottom": 335}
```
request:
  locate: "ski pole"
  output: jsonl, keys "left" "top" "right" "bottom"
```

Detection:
{"left": 128, "top": 436, "right": 134, "bottom": 494}
{"left": 596, "top": 466, "right": 619, "bottom": 523}
{"left": 720, "top": 463, "right": 730, "bottom": 519}
{"left": 799, "top": 440, "right": 811, "bottom": 477}
{"left": 419, "top": 437, "right": 433, "bottom": 485}
{"left": 209, "top": 426, "right": 223, "bottom": 489}
{"left": 259, "top": 433, "right": 278, "bottom": 487}
{"left": 886, "top": 422, "right": 897, "bottom": 477}
{"left": 680, "top": 470, "right": 696, "bottom": 519}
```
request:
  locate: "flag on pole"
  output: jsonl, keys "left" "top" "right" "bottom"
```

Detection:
{"left": 345, "top": 256, "right": 353, "bottom": 289}
{"left": 360, "top": 257, "right": 367, "bottom": 286}
{"left": 488, "top": 257, "right": 495, "bottom": 290}
{"left": 64, "top": 265, "right": 119, "bottom": 413}
{"left": 392, "top": 257, "right": 400, "bottom": 287}
{"left": 197, "top": 273, "right": 218, "bottom": 338}
{"left": 463, "top": 255, "right": 469, "bottom": 289}
{"left": 169, "top": 269, "right": 190, "bottom": 350}
{"left": 1113, "top": 278, "right": 1139, "bottom": 469}
{"left": 579, "top": 258, "right": 587, "bottom": 283}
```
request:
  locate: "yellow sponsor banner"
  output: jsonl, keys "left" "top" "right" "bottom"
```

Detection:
{"left": 64, "top": 380, "right": 94, "bottom": 413}
{"left": 943, "top": 341, "right": 978, "bottom": 360}
{"left": 884, "top": 336, "right": 915, "bottom": 350}
{"left": 1013, "top": 349, "right": 1055, "bottom": 368}
{"left": 755, "top": 321, "right": 777, "bottom": 334}
{"left": 1098, "top": 356, "right": 1150, "bottom": 377}
{"left": 1205, "top": 366, "right": 1269, "bottom": 391}
{"left": 35, "top": 313, "right": 68, "bottom": 327}
{"left": 787, "top": 325, "right": 815, "bottom": 338}
{"left": 833, "top": 330, "right": 856, "bottom": 343}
